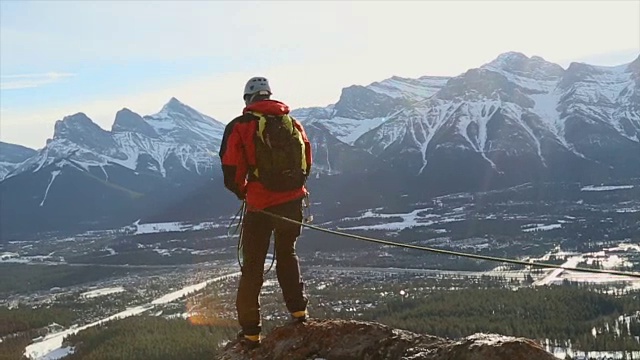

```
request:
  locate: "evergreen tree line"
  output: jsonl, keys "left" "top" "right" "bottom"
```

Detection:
{"left": 0, "top": 263, "right": 139, "bottom": 295}
{"left": 0, "top": 306, "right": 75, "bottom": 337}
{"left": 0, "top": 332, "right": 34, "bottom": 360}
{"left": 352, "top": 286, "right": 640, "bottom": 351}
{"left": 63, "top": 316, "right": 236, "bottom": 360}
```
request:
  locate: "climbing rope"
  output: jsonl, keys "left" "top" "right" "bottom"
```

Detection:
{"left": 227, "top": 201, "right": 245, "bottom": 270}
{"left": 228, "top": 201, "right": 275, "bottom": 275}
{"left": 249, "top": 206, "right": 640, "bottom": 279}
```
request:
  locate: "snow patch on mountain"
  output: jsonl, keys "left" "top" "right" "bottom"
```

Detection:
{"left": 415, "top": 103, "right": 468, "bottom": 172}
{"left": 112, "top": 132, "right": 174, "bottom": 176}
{"left": 308, "top": 116, "right": 388, "bottom": 145}
{"left": 530, "top": 90, "right": 563, "bottom": 138}
{"left": 588, "top": 64, "right": 632, "bottom": 103}
{"left": 486, "top": 70, "right": 560, "bottom": 94}
{"left": 501, "top": 102, "right": 546, "bottom": 166}
{"left": 455, "top": 101, "right": 498, "bottom": 152}
{"left": 367, "top": 76, "right": 450, "bottom": 101}
{"left": 359, "top": 116, "right": 409, "bottom": 154}
{"left": 40, "top": 170, "right": 61, "bottom": 206}
{"left": 290, "top": 105, "right": 335, "bottom": 122}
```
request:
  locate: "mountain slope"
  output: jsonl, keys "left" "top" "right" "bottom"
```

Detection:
{"left": 0, "top": 99, "right": 231, "bottom": 236}
{"left": 0, "top": 142, "right": 37, "bottom": 180}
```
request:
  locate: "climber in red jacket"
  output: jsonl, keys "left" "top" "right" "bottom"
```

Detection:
{"left": 219, "top": 77, "right": 312, "bottom": 347}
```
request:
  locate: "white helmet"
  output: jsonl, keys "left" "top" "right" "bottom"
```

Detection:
{"left": 244, "top": 77, "right": 272, "bottom": 97}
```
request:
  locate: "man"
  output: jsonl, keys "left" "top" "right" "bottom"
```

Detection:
{"left": 219, "top": 77, "right": 312, "bottom": 347}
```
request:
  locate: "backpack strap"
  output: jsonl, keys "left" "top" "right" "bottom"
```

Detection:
{"left": 247, "top": 111, "right": 308, "bottom": 183}
{"left": 249, "top": 112, "right": 296, "bottom": 144}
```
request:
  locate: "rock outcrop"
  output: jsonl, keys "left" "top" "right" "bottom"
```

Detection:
{"left": 219, "top": 319, "right": 557, "bottom": 360}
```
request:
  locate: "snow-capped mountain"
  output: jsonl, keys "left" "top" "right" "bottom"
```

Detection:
{"left": 0, "top": 142, "right": 37, "bottom": 180}
{"left": 301, "top": 52, "right": 640, "bottom": 194}
{"left": 0, "top": 98, "right": 232, "bottom": 236}
{"left": 2, "top": 52, "right": 639, "bottom": 237}
{"left": 13, "top": 97, "right": 224, "bottom": 180}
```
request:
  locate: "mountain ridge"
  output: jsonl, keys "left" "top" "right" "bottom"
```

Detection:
{"left": 0, "top": 141, "right": 38, "bottom": 180}
{"left": 1, "top": 51, "right": 638, "bottom": 236}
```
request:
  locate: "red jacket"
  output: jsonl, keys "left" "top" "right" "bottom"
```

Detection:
{"left": 219, "top": 100, "right": 312, "bottom": 210}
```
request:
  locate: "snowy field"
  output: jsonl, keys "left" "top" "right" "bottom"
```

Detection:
{"left": 581, "top": 185, "right": 634, "bottom": 192}
{"left": 80, "top": 287, "right": 125, "bottom": 299}
{"left": 0, "top": 252, "right": 62, "bottom": 264}
{"left": 335, "top": 207, "right": 464, "bottom": 232}
{"left": 522, "top": 223, "right": 563, "bottom": 232}
{"left": 334, "top": 205, "right": 568, "bottom": 235}
{"left": 132, "top": 220, "right": 224, "bottom": 235}
{"left": 532, "top": 243, "right": 640, "bottom": 291}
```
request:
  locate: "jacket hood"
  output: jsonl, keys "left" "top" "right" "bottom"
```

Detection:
{"left": 243, "top": 100, "right": 290, "bottom": 116}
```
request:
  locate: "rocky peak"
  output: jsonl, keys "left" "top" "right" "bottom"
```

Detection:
{"left": 333, "top": 85, "right": 406, "bottom": 120}
{"left": 148, "top": 97, "right": 223, "bottom": 128}
{"left": 163, "top": 97, "right": 185, "bottom": 110}
{"left": 367, "top": 76, "right": 450, "bottom": 101}
{"left": 52, "top": 113, "right": 118, "bottom": 153}
{"left": 558, "top": 62, "right": 603, "bottom": 89}
{"left": 112, "top": 108, "right": 159, "bottom": 138}
{"left": 53, "top": 113, "right": 108, "bottom": 140}
{"left": 219, "top": 319, "right": 556, "bottom": 360}
{"left": 483, "top": 52, "right": 565, "bottom": 81}
{"left": 487, "top": 51, "right": 530, "bottom": 67}
{"left": 437, "top": 68, "right": 533, "bottom": 108}
{"left": 156, "top": 97, "right": 203, "bottom": 119}
{"left": 142, "top": 98, "right": 225, "bottom": 145}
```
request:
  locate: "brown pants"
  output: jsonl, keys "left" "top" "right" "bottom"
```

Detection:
{"left": 236, "top": 198, "right": 308, "bottom": 336}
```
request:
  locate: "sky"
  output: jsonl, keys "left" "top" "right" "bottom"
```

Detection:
{"left": 1, "top": 0, "right": 639, "bottom": 149}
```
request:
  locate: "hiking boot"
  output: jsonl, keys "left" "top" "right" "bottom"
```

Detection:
{"left": 290, "top": 310, "right": 308, "bottom": 324}
{"left": 237, "top": 331, "right": 260, "bottom": 349}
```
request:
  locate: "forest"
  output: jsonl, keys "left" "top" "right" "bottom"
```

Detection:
{"left": 0, "top": 264, "right": 142, "bottom": 295}
{"left": 63, "top": 316, "right": 235, "bottom": 360}
{"left": 353, "top": 285, "right": 640, "bottom": 351}
{"left": 0, "top": 306, "right": 77, "bottom": 360}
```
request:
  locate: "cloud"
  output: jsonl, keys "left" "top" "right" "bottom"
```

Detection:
{"left": 0, "top": 72, "right": 75, "bottom": 90}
